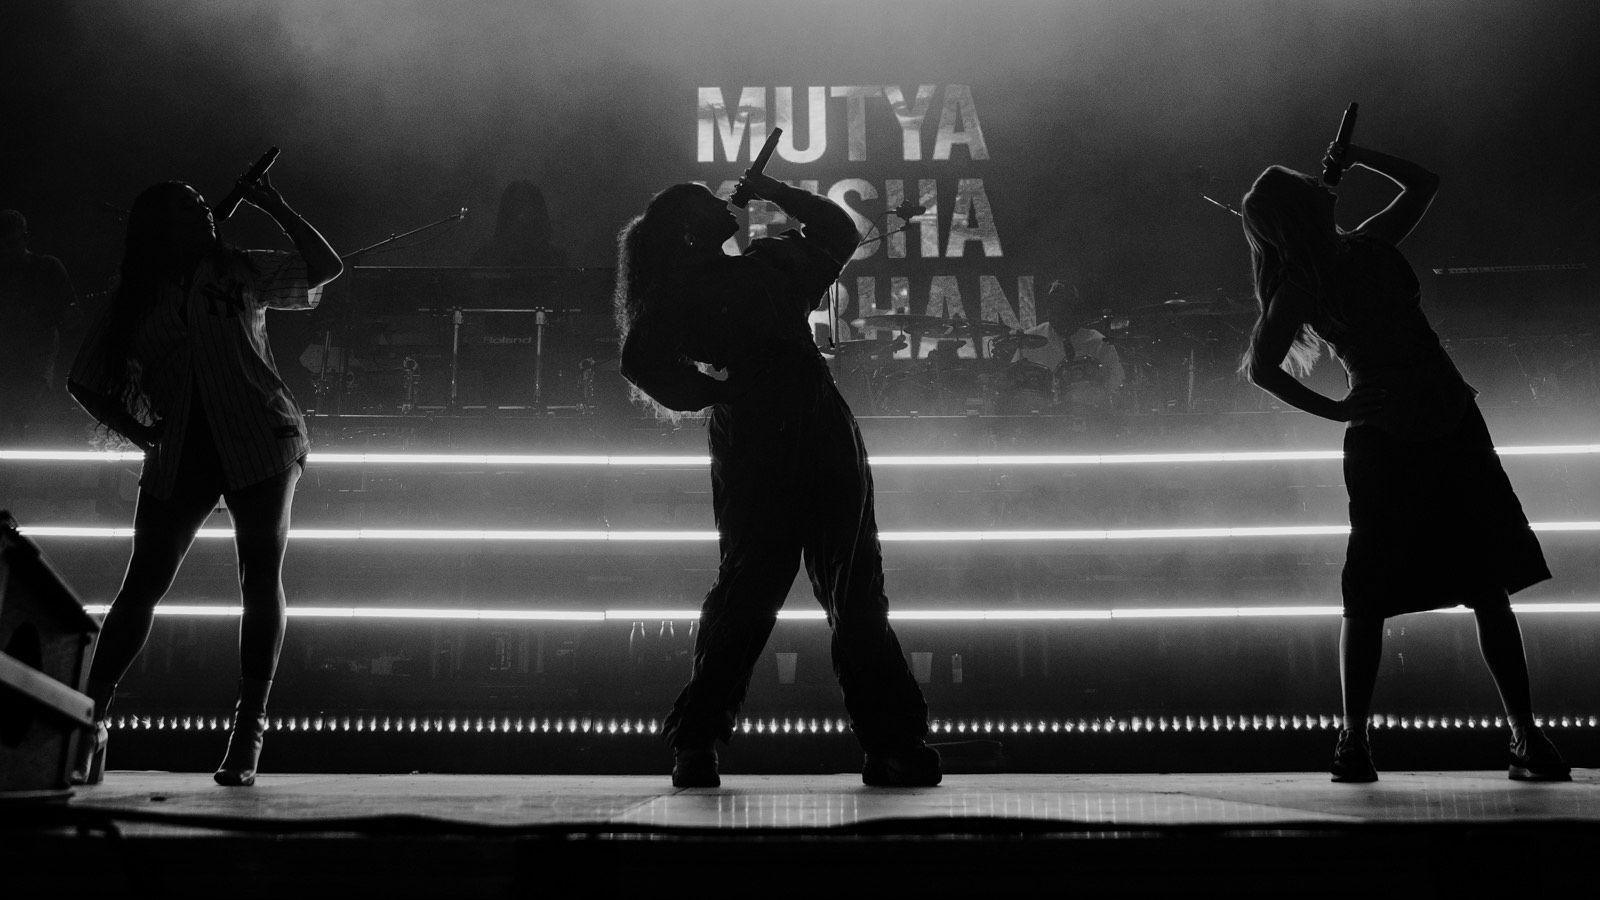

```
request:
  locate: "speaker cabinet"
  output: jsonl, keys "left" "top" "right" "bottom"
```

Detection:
{"left": 0, "top": 512, "right": 98, "bottom": 798}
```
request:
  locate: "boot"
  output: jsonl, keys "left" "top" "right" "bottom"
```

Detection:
{"left": 72, "top": 678, "right": 117, "bottom": 786}
{"left": 214, "top": 678, "right": 272, "bottom": 786}
{"left": 1509, "top": 726, "right": 1571, "bottom": 782}
{"left": 863, "top": 740, "right": 942, "bottom": 787}
{"left": 671, "top": 743, "right": 720, "bottom": 788}
{"left": 1330, "top": 728, "right": 1378, "bottom": 783}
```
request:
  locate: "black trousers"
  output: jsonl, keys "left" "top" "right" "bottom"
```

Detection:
{"left": 663, "top": 381, "right": 929, "bottom": 753}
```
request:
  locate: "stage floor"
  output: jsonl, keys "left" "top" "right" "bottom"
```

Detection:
{"left": 10, "top": 771, "right": 1600, "bottom": 898}
{"left": 59, "top": 769, "right": 1600, "bottom": 829}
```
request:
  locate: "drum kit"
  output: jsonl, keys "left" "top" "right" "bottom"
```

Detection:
{"left": 825, "top": 291, "right": 1258, "bottom": 417}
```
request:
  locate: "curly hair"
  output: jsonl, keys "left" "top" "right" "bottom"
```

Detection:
{"left": 612, "top": 183, "right": 723, "bottom": 418}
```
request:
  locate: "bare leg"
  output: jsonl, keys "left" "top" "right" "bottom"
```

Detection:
{"left": 226, "top": 464, "right": 300, "bottom": 681}
{"left": 1339, "top": 615, "right": 1385, "bottom": 733}
{"left": 75, "top": 487, "right": 212, "bottom": 784}
{"left": 86, "top": 489, "right": 215, "bottom": 707}
{"left": 1472, "top": 599, "right": 1534, "bottom": 735}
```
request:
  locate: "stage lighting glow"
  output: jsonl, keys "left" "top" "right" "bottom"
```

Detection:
{"left": 24, "top": 521, "right": 1600, "bottom": 543}
{"left": 74, "top": 602, "right": 1600, "bottom": 621}
{"left": 7, "top": 443, "right": 1600, "bottom": 467}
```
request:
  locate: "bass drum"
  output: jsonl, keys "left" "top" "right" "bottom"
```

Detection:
{"left": 872, "top": 358, "right": 1005, "bottom": 416}
{"left": 1054, "top": 355, "right": 1111, "bottom": 411}
{"left": 996, "top": 359, "right": 1053, "bottom": 414}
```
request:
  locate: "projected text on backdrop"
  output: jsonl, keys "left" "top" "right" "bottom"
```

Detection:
{"left": 697, "top": 85, "right": 1037, "bottom": 339}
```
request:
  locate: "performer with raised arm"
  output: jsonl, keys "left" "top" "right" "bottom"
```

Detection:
{"left": 68, "top": 172, "right": 342, "bottom": 785}
{"left": 1241, "top": 139, "right": 1568, "bottom": 783}
{"left": 615, "top": 173, "right": 939, "bottom": 788}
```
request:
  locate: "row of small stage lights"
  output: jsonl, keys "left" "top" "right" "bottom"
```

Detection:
{"left": 105, "top": 713, "right": 1600, "bottom": 736}
{"left": 6, "top": 444, "right": 1600, "bottom": 467}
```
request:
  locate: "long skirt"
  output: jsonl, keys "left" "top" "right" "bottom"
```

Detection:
{"left": 1341, "top": 404, "right": 1550, "bottom": 618}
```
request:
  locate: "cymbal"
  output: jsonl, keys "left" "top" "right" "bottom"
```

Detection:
{"left": 1128, "top": 295, "right": 1256, "bottom": 318}
{"left": 943, "top": 317, "right": 1013, "bottom": 337}
{"left": 833, "top": 337, "right": 907, "bottom": 358}
{"left": 991, "top": 333, "right": 1049, "bottom": 352}
{"left": 862, "top": 314, "right": 954, "bottom": 336}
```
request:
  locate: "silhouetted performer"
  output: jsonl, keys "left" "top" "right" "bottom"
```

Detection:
{"left": 616, "top": 173, "right": 939, "bottom": 788}
{"left": 1242, "top": 142, "right": 1568, "bottom": 783}
{"left": 67, "top": 176, "right": 341, "bottom": 785}
{"left": 471, "top": 180, "right": 568, "bottom": 267}
{"left": 0, "top": 209, "right": 76, "bottom": 441}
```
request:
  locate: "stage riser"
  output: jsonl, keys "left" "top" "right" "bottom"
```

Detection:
{"left": 85, "top": 611, "right": 1600, "bottom": 777}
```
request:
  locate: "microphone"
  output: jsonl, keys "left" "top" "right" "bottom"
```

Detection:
{"left": 1321, "top": 103, "right": 1359, "bottom": 186}
{"left": 213, "top": 146, "right": 281, "bottom": 221}
{"left": 891, "top": 199, "right": 927, "bottom": 221}
{"left": 728, "top": 127, "right": 784, "bottom": 208}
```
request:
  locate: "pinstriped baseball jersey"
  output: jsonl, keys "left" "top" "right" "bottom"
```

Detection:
{"left": 71, "top": 248, "right": 322, "bottom": 499}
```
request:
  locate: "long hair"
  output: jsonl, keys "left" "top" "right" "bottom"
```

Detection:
{"left": 100, "top": 182, "right": 243, "bottom": 424}
{"left": 1239, "top": 166, "right": 1342, "bottom": 376}
{"left": 612, "top": 184, "right": 720, "bottom": 417}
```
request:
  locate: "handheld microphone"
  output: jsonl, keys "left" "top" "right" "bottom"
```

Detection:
{"left": 213, "top": 146, "right": 281, "bottom": 221}
{"left": 728, "top": 127, "right": 784, "bottom": 207}
{"left": 891, "top": 199, "right": 927, "bottom": 221}
{"left": 1321, "top": 103, "right": 1359, "bottom": 186}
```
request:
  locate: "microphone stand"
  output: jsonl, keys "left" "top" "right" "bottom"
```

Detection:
{"left": 341, "top": 207, "right": 469, "bottom": 263}
{"left": 311, "top": 208, "right": 469, "bottom": 415}
{"left": 1201, "top": 194, "right": 1241, "bottom": 218}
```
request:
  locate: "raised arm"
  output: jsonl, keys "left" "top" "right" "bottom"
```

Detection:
{"left": 241, "top": 175, "right": 343, "bottom": 288}
{"left": 1243, "top": 280, "right": 1385, "bottom": 423}
{"left": 736, "top": 172, "right": 860, "bottom": 265}
{"left": 1327, "top": 143, "right": 1440, "bottom": 246}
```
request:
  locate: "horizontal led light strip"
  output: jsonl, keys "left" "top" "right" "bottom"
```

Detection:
{"left": 102, "top": 712, "right": 1597, "bottom": 736}
{"left": 21, "top": 522, "right": 1600, "bottom": 542}
{"left": 75, "top": 602, "right": 1600, "bottom": 621}
{"left": 6, "top": 444, "right": 1600, "bottom": 466}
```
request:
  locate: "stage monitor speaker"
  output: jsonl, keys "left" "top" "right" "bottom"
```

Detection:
{"left": 0, "top": 511, "right": 98, "bottom": 799}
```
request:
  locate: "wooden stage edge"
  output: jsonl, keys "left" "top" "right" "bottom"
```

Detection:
{"left": 6, "top": 771, "right": 1600, "bottom": 898}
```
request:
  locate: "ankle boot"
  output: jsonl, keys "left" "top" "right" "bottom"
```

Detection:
{"left": 1331, "top": 728, "right": 1378, "bottom": 783}
{"left": 671, "top": 744, "right": 720, "bottom": 788}
{"left": 214, "top": 678, "right": 272, "bottom": 786}
{"left": 73, "top": 679, "right": 117, "bottom": 785}
{"left": 1509, "top": 726, "right": 1571, "bottom": 782}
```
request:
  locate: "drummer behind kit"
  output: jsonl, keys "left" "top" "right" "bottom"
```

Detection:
{"left": 819, "top": 309, "right": 1112, "bottom": 416}
{"left": 814, "top": 288, "right": 1254, "bottom": 418}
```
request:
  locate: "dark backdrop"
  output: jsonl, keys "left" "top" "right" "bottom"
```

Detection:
{"left": 4, "top": 0, "right": 1596, "bottom": 324}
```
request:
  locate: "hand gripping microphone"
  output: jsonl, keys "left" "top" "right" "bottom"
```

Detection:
{"left": 213, "top": 146, "right": 281, "bottom": 221}
{"left": 1321, "top": 103, "right": 1359, "bottom": 186}
{"left": 728, "top": 127, "right": 784, "bottom": 207}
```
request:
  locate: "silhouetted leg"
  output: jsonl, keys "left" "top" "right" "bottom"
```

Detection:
{"left": 664, "top": 411, "right": 808, "bottom": 750}
{"left": 664, "top": 534, "right": 801, "bottom": 749}
{"left": 1472, "top": 598, "right": 1570, "bottom": 778}
{"left": 225, "top": 463, "right": 300, "bottom": 681}
{"left": 86, "top": 487, "right": 218, "bottom": 705}
{"left": 1472, "top": 598, "right": 1535, "bottom": 733}
{"left": 1339, "top": 615, "right": 1384, "bottom": 733}
{"left": 803, "top": 418, "right": 928, "bottom": 754}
